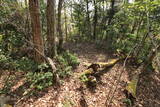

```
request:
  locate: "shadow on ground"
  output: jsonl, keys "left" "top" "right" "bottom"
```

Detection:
{"left": 136, "top": 71, "right": 160, "bottom": 107}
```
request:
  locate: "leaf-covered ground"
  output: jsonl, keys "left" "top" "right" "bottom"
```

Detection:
{"left": 0, "top": 42, "right": 160, "bottom": 107}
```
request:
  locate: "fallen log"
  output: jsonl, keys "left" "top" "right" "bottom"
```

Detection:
{"left": 97, "top": 58, "right": 120, "bottom": 68}
{"left": 80, "top": 58, "right": 121, "bottom": 81}
{"left": 80, "top": 68, "right": 94, "bottom": 76}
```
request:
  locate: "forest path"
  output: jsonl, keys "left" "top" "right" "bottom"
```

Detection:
{"left": 52, "top": 42, "right": 129, "bottom": 107}
{"left": 1, "top": 42, "right": 159, "bottom": 107}
{"left": 64, "top": 42, "right": 113, "bottom": 72}
{"left": 61, "top": 42, "right": 160, "bottom": 107}
{"left": 19, "top": 42, "right": 128, "bottom": 107}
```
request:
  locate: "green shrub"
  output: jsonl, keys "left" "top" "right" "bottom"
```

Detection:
{"left": 0, "top": 52, "right": 16, "bottom": 70}
{"left": 37, "top": 63, "right": 51, "bottom": 72}
{"left": 57, "top": 66, "right": 72, "bottom": 78}
{"left": 15, "top": 57, "right": 37, "bottom": 71}
{"left": 0, "top": 53, "right": 10, "bottom": 68}
{"left": 26, "top": 71, "right": 53, "bottom": 90}
{"left": 25, "top": 63, "right": 54, "bottom": 91}
{"left": 57, "top": 55, "right": 68, "bottom": 66}
{"left": 55, "top": 51, "right": 80, "bottom": 78}
{"left": 62, "top": 51, "right": 80, "bottom": 69}
{"left": 56, "top": 55, "right": 72, "bottom": 78}
{"left": 0, "top": 51, "right": 36, "bottom": 71}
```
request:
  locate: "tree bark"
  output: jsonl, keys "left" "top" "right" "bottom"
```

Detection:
{"left": 108, "top": 0, "right": 115, "bottom": 25}
{"left": 58, "top": 0, "right": 64, "bottom": 51}
{"left": 25, "top": 0, "right": 31, "bottom": 43}
{"left": 29, "top": 0, "right": 44, "bottom": 63}
{"left": 46, "top": 0, "right": 57, "bottom": 57}
{"left": 135, "top": 27, "right": 150, "bottom": 57}
{"left": 93, "top": 0, "right": 97, "bottom": 40}
{"left": 64, "top": 4, "right": 68, "bottom": 41}
{"left": 86, "top": 0, "right": 91, "bottom": 38}
{"left": 86, "top": 0, "right": 90, "bottom": 22}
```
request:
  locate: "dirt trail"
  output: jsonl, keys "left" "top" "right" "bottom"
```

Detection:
{"left": 12, "top": 42, "right": 128, "bottom": 107}
{"left": 1, "top": 42, "right": 160, "bottom": 107}
{"left": 18, "top": 42, "right": 128, "bottom": 107}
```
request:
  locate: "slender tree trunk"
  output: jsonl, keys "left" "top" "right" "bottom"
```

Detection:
{"left": 135, "top": 11, "right": 150, "bottom": 57}
{"left": 103, "top": 0, "right": 105, "bottom": 12}
{"left": 29, "top": 0, "right": 44, "bottom": 63}
{"left": 93, "top": 0, "right": 97, "bottom": 40}
{"left": 131, "top": 20, "right": 137, "bottom": 34}
{"left": 58, "top": 0, "right": 64, "bottom": 51}
{"left": 86, "top": 0, "right": 90, "bottom": 23}
{"left": 135, "top": 16, "right": 144, "bottom": 41}
{"left": 64, "top": 4, "right": 68, "bottom": 41}
{"left": 86, "top": 0, "right": 91, "bottom": 38}
{"left": 25, "top": 0, "right": 31, "bottom": 42}
{"left": 108, "top": 0, "right": 115, "bottom": 25}
{"left": 46, "top": 0, "right": 57, "bottom": 57}
{"left": 70, "top": 1, "right": 73, "bottom": 22}
{"left": 135, "top": 31, "right": 149, "bottom": 57}
{"left": 131, "top": 15, "right": 143, "bottom": 34}
{"left": 78, "top": 7, "right": 81, "bottom": 37}
{"left": 40, "top": 0, "right": 45, "bottom": 38}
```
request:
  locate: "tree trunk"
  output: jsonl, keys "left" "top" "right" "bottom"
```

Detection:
{"left": 108, "top": 0, "right": 115, "bottom": 25}
{"left": 46, "top": 0, "right": 57, "bottom": 57}
{"left": 93, "top": 0, "right": 97, "bottom": 40}
{"left": 131, "top": 20, "right": 137, "bottom": 34}
{"left": 135, "top": 26, "right": 150, "bottom": 57}
{"left": 86, "top": 0, "right": 91, "bottom": 38}
{"left": 40, "top": 0, "right": 46, "bottom": 38}
{"left": 135, "top": 16, "right": 144, "bottom": 41}
{"left": 86, "top": 0, "right": 90, "bottom": 23}
{"left": 58, "top": 0, "right": 64, "bottom": 51}
{"left": 29, "top": 0, "right": 44, "bottom": 63}
{"left": 25, "top": 0, "right": 31, "bottom": 42}
{"left": 64, "top": 4, "right": 68, "bottom": 41}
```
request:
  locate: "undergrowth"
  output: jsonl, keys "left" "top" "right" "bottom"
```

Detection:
{"left": 0, "top": 50, "right": 80, "bottom": 92}
{"left": 56, "top": 51, "right": 80, "bottom": 78}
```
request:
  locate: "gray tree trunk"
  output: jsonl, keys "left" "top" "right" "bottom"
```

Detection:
{"left": 58, "top": 0, "right": 64, "bottom": 51}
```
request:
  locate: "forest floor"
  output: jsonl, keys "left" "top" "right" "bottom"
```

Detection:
{"left": 0, "top": 42, "right": 160, "bottom": 107}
